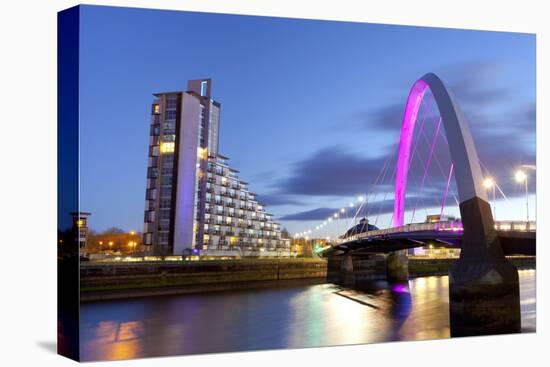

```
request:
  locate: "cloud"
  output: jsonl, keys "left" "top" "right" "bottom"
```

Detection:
{"left": 278, "top": 207, "right": 339, "bottom": 221}
{"left": 354, "top": 60, "right": 535, "bottom": 183}
{"left": 278, "top": 194, "right": 444, "bottom": 222}
{"left": 273, "top": 146, "right": 389, "bottom": 197}
{"left": 278, "top": 60, "right": 535, "bottom": 221}
{"left": 348, "top": 60, "right": 534, "bottom": 139}
{"left": 256, "top": 193, "right": 303, "bottom": 207}
{"left": 351, "top": 103, "right": 404, "bottom": 133}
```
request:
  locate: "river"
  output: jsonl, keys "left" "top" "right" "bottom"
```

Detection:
{"left": 80, "top": 269, "right": 536, "bottom": 361}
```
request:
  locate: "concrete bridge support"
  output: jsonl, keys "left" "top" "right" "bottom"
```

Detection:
{"left": 326, "top": 253, "right": 388, "bottom": 286}
{"left": 340, "top": 252, "right": 355, "bottom": 286}
{"left": 449, "top": 198, "right": 521, "bottom": 336}
{"left": 386, "top": 250, "right": 409, "bottom": 282}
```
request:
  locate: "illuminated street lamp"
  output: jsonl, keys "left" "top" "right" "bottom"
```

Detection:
{"left": 129, "top": 230, "right": 135, "bottom": 236}
{"left": 358, "top": 196, "right": 364, "bottom": 202}
{"left": 515, "top": 170, "right": 529, "bottom": 223}
{"left": 483, "top": 177, "right": 496, "bottom": 220}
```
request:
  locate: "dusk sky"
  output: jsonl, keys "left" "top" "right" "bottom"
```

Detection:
{"left": 79, "top": 5, "right": 536, "bottom": 236}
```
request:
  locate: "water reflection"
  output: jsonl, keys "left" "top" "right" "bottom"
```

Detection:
{"left": 80, "top": 271, "right": 535, "bottom": 361}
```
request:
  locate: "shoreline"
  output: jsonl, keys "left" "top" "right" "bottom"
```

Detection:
{"left": 80, "top": 256, "right": 535, "bottom": 302}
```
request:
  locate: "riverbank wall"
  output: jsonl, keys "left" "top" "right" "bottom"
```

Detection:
{"left": 80, "top": 259, "right": 327, "bottom": 302}
{"left": 80, "top": 256, "right": 535, "bottom": 302}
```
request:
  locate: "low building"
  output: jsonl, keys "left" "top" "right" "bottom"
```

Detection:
{"left": 411, "top": 214, "right": 460, "bottom": 257}
{"left": 70, "top": 212, "right": 91, "bottom": 256}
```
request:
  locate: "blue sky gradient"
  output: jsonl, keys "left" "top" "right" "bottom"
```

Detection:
{"left": 79, "top": 5, "right": 536, "bottom": 235}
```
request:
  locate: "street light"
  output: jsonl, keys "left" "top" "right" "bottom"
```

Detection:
{"left": 515, "top": 170, "right": 529, "bottom": 223}
{"left": 483, "top": 177, "right": 496, "bottom": 220}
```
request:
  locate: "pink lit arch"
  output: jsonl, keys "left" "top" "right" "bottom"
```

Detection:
{"left": 392, "top": 73, "right": 489, "bottom": 228}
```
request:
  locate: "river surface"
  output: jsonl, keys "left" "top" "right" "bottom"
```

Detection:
{"left": 80, "top": 269, "right": 536, "bottom": 361}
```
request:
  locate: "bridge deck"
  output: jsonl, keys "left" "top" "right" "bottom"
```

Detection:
{"left": 323, "top": 220, "right": 535, "bottom": 256}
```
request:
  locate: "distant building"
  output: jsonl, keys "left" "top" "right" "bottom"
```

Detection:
{"left": 342, "top": 218, "right": 379, "bottom": 239}
{"left": 70, "top": 212, "right": 91, "bottom": 255}
{"left": 410, "top": 214, "right": 460, "bottom": 257}
{"left": 425, "top": 214, "right": 457, "bottom": 223}
{"left": 143, "top": 79, "right": 290, "bottom": 256}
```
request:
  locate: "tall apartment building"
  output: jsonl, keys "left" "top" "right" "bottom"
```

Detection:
{"left": 143, "top": 79, "right": 290, "bottom": 256}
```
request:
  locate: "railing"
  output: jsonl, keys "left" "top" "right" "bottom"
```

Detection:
{"left": 337, "top": 220, "right": 536, "bottom": 245}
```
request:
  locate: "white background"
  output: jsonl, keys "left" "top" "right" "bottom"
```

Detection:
{"left": 0, "top": 0, "right": 547, "bottom": 366}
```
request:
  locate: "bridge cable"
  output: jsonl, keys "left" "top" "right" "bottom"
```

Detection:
{"left": 411, "top": 116, "right": 442, "bottom": 224}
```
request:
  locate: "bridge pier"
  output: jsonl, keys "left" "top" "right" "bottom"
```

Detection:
{"left": 327, "top": 252, "right": 387, "bottom": 286}
{"left": 386, "top": 250, "right": 409, "bottom": 282}
{"left": 449, "top": 197, "right": 521, "bottom": 337}
{"left": 340, "top": 252, "right": 355, "bottom": 286}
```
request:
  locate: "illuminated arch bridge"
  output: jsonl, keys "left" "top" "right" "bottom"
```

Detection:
{"left": 317, "top": 73, "right": 535, "bottom": 258}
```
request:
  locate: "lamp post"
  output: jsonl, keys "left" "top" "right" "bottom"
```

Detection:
{"left": 515, "top": 170, "right": 529, "bottom": 224}
{"left": 483, "top": 177, "right": 496, "bottom": 220}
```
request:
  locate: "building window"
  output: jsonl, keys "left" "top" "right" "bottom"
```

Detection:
{"left": 159, "top": 209, "right": 171, "bottom": 220}
{"left": 165, "top": 110, "right": 177, "bottom": 120}
{"left": 159, "top": 199, "right": 171, "bottom": 208}
{"left": 163, "top": 134, "right": 176, "bottom": 142}
{"left": 166, "top": 96, "right": 178, "bottom": 109}
{"left": 200, "top": 81, "right": 208, "bottom": 96}
{"left": 152, "top": 104, "right": 160, "bottom": 114}
{"left": 158, "top": 232, "right": 169, "bottom": 244}
{"left": 160, "top": 142, "right": 175, "bottom": 154}
{"left": 160, "top": 187, "right": 172, "bottom": 198}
